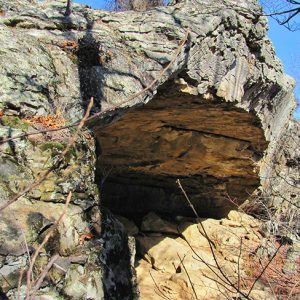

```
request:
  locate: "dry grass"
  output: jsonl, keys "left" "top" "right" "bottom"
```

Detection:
{"left": 245, "top": 241, "right": 300, "bottom": 300}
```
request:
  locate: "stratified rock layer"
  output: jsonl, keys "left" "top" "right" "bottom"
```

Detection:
{"left": 98, "top": 82, "right": 268, "bottom": 217}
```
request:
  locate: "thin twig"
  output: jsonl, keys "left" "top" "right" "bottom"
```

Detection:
{"left": 0, "top": 97, "right": 93, "bottom": 212}
{"left": 264, "top": 7, "right": 300, "bottom": 17}
{"left": 264, "top": 274, "right": 278, "bottom": 300}
{"left": 279, "top": 9, "right": 300, "bottom": 25}
{"left": 177, "top": 253, "right": 198, "bottom": 300}
{"left": 179, "top": 229, "right": 234, "bottom": 292}
{"left": 287, "top": 279, "right": 300, "bottom": 300}
{"left": 1, "top": 274, "right": 12, "bottom": 289}
{"left": 201, "top": 273, "right": 236, "bottom": 295}
{"left": 20, "top": 227, "right": 34, "bottom": 283}
{"left": 52, "top": 262, "right": 67, "bottom": 273}
{"left": 176, "top": 179, "right": 251, "bottom": 299}
{"left": 17, "top": 268, "right": 25, "bottom": 300}
{"left": 149, "top": 270, "right": 172, "bottom": 300}
{"left": 26, "top": 192, "right": 72, "bottom": 299}
{"left": 0, "top": 29, "right": 190, "bottom": 146}
{"left": 237, "top": 237, "right": 243, "bottom": 291}
{"left": 215, "top": 279, "right": 233, "bottom": 300}
{"left": 246, "top": 243, "right": 283, "bottom": 297}
{"left": 29, "top": 254, "right": 59, "bottom": 298}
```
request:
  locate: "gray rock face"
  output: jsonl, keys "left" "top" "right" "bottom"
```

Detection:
{"left": 0, "top": 0, "right": 299, "bottom": 298}
{"left": 100, "top": 209, "right": 139, "bottom": 300}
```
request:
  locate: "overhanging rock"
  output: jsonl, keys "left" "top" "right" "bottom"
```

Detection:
{"left": 0, "top": 0, "right": 297, "bottom": 244}
{"left": 85, "top": 0, "right": 296, "bottom": 218}
{"left": 97, "top": 81, "right": 268, "bottom": 217}
{"left": 0, "top": 0, "right": 299, "bottom": 298}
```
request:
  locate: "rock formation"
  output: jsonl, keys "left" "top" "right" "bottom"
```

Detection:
{"left": 0, "top": 0, "right": 299, "bottom": 299}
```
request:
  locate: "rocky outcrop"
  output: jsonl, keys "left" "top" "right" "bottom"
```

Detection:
{"left": 0, "top": 0, "right": 299, "bottom": 299}
{"left": 127, "top": 211, "right": 274, "bottom": 300}
{"left": 93, "top": 0, "right": 298, "bottom": 218}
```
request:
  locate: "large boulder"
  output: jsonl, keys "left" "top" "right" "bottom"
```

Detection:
{"left": 0, "top": 0, "right": 298, "bottom": 298}
{"left": 135, "top": 211, "right": 273, "bottom": 300}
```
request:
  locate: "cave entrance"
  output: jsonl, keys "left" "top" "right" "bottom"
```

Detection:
{"left": 95, "top": 79, "right": 267, "bottom": 220}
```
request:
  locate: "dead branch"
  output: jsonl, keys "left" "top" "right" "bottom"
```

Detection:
{"left": 17, "top": 268, "right": 25, "bottom": 300}
{"left": 29, "top": 254, "right": 59, "bottom": 298}
{"left": 0, "top": 29, "right": 190, "bottom": 146}
{"left": 246, "top": 243, "right": 283, "bottom": 297}
{"left": 176, "top": 180, "right": 249, "bottom": 294}
{"left": 177, "top": 253, "right": 199, "bottom": 300}
{"left": 0, "top": 97, "right": 93, "bottom": 212}
{"left": 264, "top": 7, "right": 300, "bottom": 17}
{"left": 149, "top": 270, "right": 172, "bottom": 300}
{"left": 177, "top": 179, "right": 299, "bottom": 299}
{"left": 20, "top": 227, "right": 34, "bottom": 284}
{"left": 25, "top": 191, "right": 72, "bottom": 299}
{"left": 237, "top": 237, "right": 243, "bottom": 291}
{"left": 181, "top": 234, "right": 236, "bottom": 294}
{"left": 176, "top": 179, "right": 252, "bottom": 299}
{"left": 287, "top": 280, "right": 300, "bottom": 300}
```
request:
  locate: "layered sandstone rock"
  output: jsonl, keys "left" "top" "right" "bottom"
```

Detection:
{"left": 131, "top": 211, "right": 274, "bottom": 300}
{"left": 0, "top": 0, "right": 299, "bottom": 299}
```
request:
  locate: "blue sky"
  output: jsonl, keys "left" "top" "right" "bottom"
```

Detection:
{"left": 75, "top": 0, "right": 300, "bottom": 118}
{"left": 267, "top": 16, "right": 300, "bottom": 118}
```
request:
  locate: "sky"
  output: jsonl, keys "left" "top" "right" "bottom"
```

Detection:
{"left": 75, "top": 0, "right": 300, "bottom": 119}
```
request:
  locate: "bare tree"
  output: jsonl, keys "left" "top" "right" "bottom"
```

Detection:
{"left": 261, "top": 0, "right": 300, "bottom": 31}
{"left": 64, "top": 0, "right": 166, "bottom": 16}
{"left": 64, "top": 0, "right": 72, "bottom": 16}
{"left": 107, "top": 0, "right": 166, "bottom": 12}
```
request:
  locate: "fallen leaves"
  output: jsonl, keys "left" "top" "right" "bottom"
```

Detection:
{"left": 23, "top": 114, "right": 65, "bottom": 129}
{"left": 60, "top": 40, "right": 78, "bottom": 50}
{"left": 79, "top": 233, "right": 93, "bottom": 245}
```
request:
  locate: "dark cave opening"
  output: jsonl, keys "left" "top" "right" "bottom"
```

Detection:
{"left": 95, "top": 80, "right": 268, "bottom": 220}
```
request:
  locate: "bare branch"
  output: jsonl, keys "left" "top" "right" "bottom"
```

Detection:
{"left": 0, "top": 97, "right": 93, "bottom": 212}
{"left": 177, "top": 253, "right": 199, "bottom": 300}
{"left": 30, "top": 254, "right": 59, "bottom": 298}
{"left": 246, "top": 243, "right": 283, "bottom": 297}
{"left": 264, "top": 7, "right": 300, "bottom": 17}
{"left": 26, "top": 192, "right": 72, "bottom": 299}
{"left": 279, "top": 9, "right": 300, "bottom": 25}
{"left": 0, "top": 29, "right": 190, "bottom": 146}
{"left": 17, "top": 268, "right": 25, "bottom": 300}
{"left": 149, "top": 270, "right": 172, "bottom": 300}
{"left": 237, "top": 237, "right": 243, "bottom": 291}
{"left": 176, "top": 179, "right": 252, "bottom": 299}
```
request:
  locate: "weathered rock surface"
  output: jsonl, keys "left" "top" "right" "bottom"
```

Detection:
{"left": 135, "top": 210, "right": 275, "bottom": 300}
{"left": 91, "top": 0, "right": 298, "bottom": 218}
{"left": 0, "top": 0, "right": 298, "bottom": 215}
{"left": 0, "top": 0, "right": 299, "bottom": 298}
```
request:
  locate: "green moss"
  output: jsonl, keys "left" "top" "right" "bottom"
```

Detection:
{"left": 69, "top": 54, "right": 79, "bottom": 64}
{"left": 1, "top": 116, "right": 29, "bottom": 130}
{"left": 3, "top": 146, "right": 13, "bottom": 155}
{"left": 40, "top": 142, "right": 77, "bottom": 164}
{"left": 55, "top": 21, "right": 77, "bottom": 31}
{"left": 40, "top": 141, "right": 65, "bottom": 152}
{"left": 18, "top": 22, "right": 38, "bottom": 29}
{"left": 65, "top": 146, "right": 77, "bottom": 162}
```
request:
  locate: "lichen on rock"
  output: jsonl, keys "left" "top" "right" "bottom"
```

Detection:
{"left": 0, "top": 0, "right": 299, "bottom": 299}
